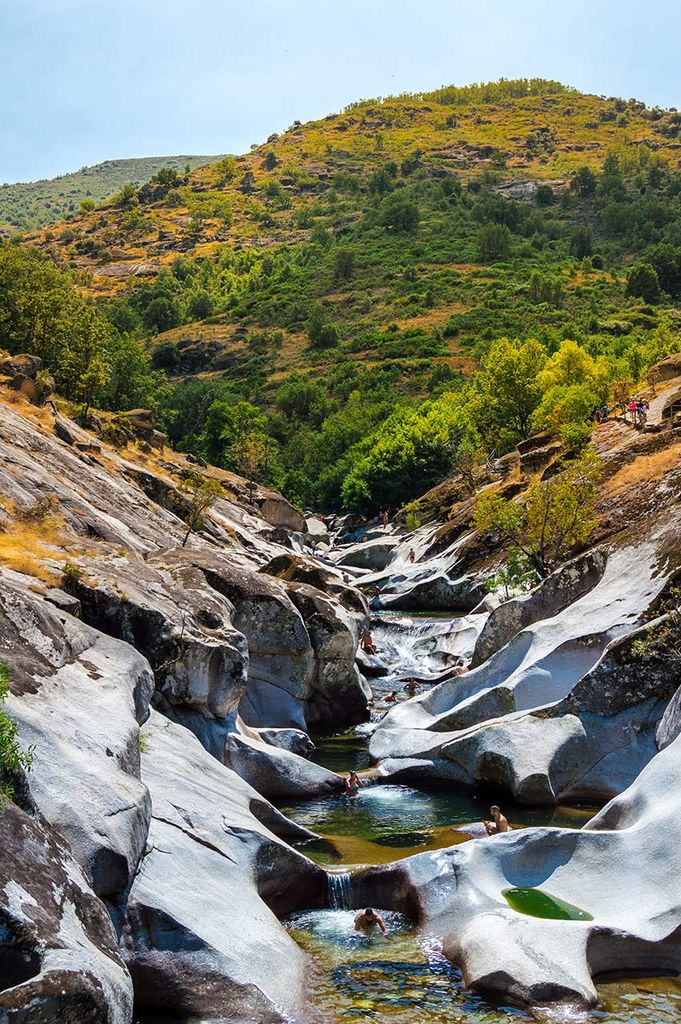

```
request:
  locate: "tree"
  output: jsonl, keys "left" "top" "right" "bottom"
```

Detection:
{"left": 476, "top": 222, "right": 511, "bottom": 262}
{"left": 177, "top": 473, "right": 224, "bottom": 547}
{"left": 186, "top": 290, "right": 214, "bottom": 321}
{"left": 142, "top": 295, "right": 181, "bottom": 333}
{"left": 472, "top": 449, "right": 601, "bottom": 577}
{"left": 571, "top": 166, "right": 597, "bottom": 197}
{"left": 307, "top": 304, "right": 340, "bottom": 348}
{"left": 233, "top": 435, "right": 269, "bottom": 502}
{"left": 570, "top": 225, "right": 593, "bottom": 259}
{"left": 645, "top": 243, "right": 681, "bottom": 297}
{"left": 333, "top": 248, "right": 355, "bottom": 282}
{"left": 369, "top": 167, "right": 393, "bottom": 196}
{"left": 467, "top": 337, "right": 547, "bottom": 446}
{"left": 378, "top": 194, "right": 419, "bottom": 232}
{"left": 626, "top": 263, "right": 661, "bottom": 303}
{"left": 262, "top": 150, "right": 278, "bottom": 171}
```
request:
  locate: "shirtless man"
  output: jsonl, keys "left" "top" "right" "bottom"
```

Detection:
{"left": 360, "top": 631, "right": 378, "bottom": 656}
{"left": 483, "top": 805, "right": 509, "bottom": 835}
{"left": 403, "top": 678, "right": 420, "bottom": 697}
{"left": 354, "top": 907, "right": 387, "bottom": 935}
{"left": 384, "top": 690, "right": 398, "bottom": 703}
{"left": 344, "top": 770, "right": 363, "bottom": 796}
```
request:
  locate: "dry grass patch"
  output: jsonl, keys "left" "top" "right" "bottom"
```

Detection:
{"left": 0, "top": 520, "right": 64, "bottom": 583}
{"left": 603, "top": 445, "right": 681, "bottom": 497}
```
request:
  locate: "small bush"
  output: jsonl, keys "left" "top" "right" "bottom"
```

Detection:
{"left": 0, "top": 663, "right": 34, "bottom": 805}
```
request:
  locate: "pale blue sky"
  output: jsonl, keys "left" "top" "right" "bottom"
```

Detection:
{"left": 2, "top": 0, "right": 680, "bottom": 184}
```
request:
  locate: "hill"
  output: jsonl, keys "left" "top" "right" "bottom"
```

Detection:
{"left": 0, "top": 154, "right": 223, "bottom": 232}
{"left": 7, "top": 77, "right": 681, "bottom": 512}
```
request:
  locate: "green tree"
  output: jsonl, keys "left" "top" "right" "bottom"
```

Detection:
{"left": 467, "top": 337, "right": 547, "bottom": 446}
{"left": 570, "top": 225, "right": 593, "bottom": 258}
{"left": 262, "top": 150, "right": 278, "bottom": 171}
{"left": 378, "top": 194, "right": 420, "bottom": 232}
{"left": 307, "top": 304, "right": 340, "bottom": 348}
{"left": 472, "top": 449, "right": 601, "bottom": 577}
{"left": 476, "top": 222, "right": 511, "bottom": 262}
{"left": 571, "top": 166, "right": 597, "bottom": 197}
{"left": 626, "top": 263, "right": 661, "bottom": 303}
{"left": 333, "top": 248, "right": 355, "bottom": 282}
{"left": 177, "top": 473, "right": 224, "bottom": 547}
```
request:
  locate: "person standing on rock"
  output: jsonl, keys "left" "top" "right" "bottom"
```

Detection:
{"left": 408, "top": 548, "right": 416, "bottom": 563}
{"left": 483, "top": 805, "right": 509, "bottom": 835}
{"left": 354, "top": 907, "right": 388, "bottom": 935}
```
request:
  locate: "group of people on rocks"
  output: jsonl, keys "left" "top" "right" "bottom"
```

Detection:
{"left": 624, "top": 396, "right": 650, "bottom": 425}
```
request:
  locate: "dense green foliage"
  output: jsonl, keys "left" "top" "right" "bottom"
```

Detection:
{"left": 0, "top": 244, "right": 163, "bottom": 411}
{"left": 6, "top": 83, "right": 681, "bottom": 514}
{"left": 0, "top": 155, "right": 222, "bottom": 232}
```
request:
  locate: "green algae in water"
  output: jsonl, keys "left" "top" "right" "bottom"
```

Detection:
{"left": 503, "top": 886, "right": 593, "bottom": 921}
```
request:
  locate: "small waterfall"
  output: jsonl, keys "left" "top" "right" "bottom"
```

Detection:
{"left": 327, "top": 871, "right": 352, "bottom": 909}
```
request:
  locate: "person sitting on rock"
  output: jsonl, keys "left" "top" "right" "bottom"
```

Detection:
{"left": 452, "top": 659, "right": 469, "bottom": 677}
{"left": 344, "top": 770, "right": 363, "bottom": 796}
{"left": 354, "top": 907, "right": 387, "bottom": 935}
{"left": 360, "top": 631, "right": 378, "bottom": 656}
{"left": 483, "top": 805, "right": 509, "bottom": 835}
{"left": 404, "top": 678, "right": 420, "bottom": 696}
{"left": 384, "top": 690, "right": 398, "bottom": 703}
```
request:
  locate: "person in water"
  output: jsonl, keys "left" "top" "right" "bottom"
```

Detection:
{"left": 354, "top": 907, "right": 388, "bottom": 935}
{"left": 360, "top": 631, "right": 379, "bottom": 656}
{"left": 384, "top": 690, "right": 398, "bottom": 703}
{"left": 344, "top": 770, "right": 363, "bottom": 796}
{"left": 483, "top": 805, "right": 509, "bottom": 835}
{"left": 404, "top": 678, "right": 420, "bottom": 696}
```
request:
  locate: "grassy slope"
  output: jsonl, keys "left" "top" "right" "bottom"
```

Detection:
{"left": 18, "top": 81, "right": 681, "bottom": 423}
{"left": 0, "top": 155, "right": 223, "bottom": 232}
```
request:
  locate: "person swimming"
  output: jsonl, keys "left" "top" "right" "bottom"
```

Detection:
{"left": 403, "top": 678, "right": 420, "bottom": 696}
{"left": 354, "top": 907, "right": 387, "bottom": 935}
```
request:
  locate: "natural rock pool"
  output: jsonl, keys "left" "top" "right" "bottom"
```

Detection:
{"left": 282, "top": 720, "right": 681, "bottom": 1021}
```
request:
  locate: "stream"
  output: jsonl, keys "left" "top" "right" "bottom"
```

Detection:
{"left": 280, "top": 611, "right": 681, "bottom": 1024}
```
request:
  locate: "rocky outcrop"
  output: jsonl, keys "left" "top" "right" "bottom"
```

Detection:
{"left": 359, "top": 733, "right": 681, "bottom": 1008}
{"left": 371, "top": 506, "right": 681, "bottom": 803}
{"left": 471, "top": 549, "right": 607, "bottom": 666}
{"left": 0, "top": 804, "right": 133, "bottom": 1024}
{"left": 1, "top": 572, "right": 154, "bottom": 898}
{"left": 122, "top": 712, "right": 325, "bottom": 1023}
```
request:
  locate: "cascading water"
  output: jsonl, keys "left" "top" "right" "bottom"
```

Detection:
{"left": 327, "top": 871, "right": 352, "bottom": 909}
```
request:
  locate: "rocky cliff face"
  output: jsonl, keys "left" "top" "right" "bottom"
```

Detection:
{"left": 0, "top": 390, "right": 363, "bottom": 1021}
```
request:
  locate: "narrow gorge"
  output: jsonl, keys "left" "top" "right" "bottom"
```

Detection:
{"left": 1, "top": 350, "right": 681, "bottom": 1024}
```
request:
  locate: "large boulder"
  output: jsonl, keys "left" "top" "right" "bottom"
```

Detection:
{"left": 358, "top": 734, "right": 681, "bottom": 1008}
{"left": 0, "top": 803, "right": 133, "bottom": 1024}
{"left": 1, "top": 573, "right": 154, "bottom": 898}
{"left": 122, "top": 712, "right": 325, "bottom": 1023}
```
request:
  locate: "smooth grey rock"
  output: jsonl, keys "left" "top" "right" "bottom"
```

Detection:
{"left": 0, "top": 802, "right": 133, "bottom": 1023}
{"left": 44, "top": 587, "right": 82, "bottom": 617}
{"left": 1, "top": 572, "right": 154, "bottom": 898}
{"left": 122, "top": 712, "right": 325, "bottom": 1023}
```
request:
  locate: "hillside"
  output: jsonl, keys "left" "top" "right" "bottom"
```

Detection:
{"left": 0, "top": 154, "right": 223, "bottom": 233}
{"left": 7, "top": 78, "right": 681, "bottom": 513}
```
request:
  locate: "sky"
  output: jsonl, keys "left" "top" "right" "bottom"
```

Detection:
{"left": 2, "top": 0, "right": 681, "bottom": 184}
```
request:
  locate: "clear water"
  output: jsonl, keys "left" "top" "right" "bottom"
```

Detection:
{"left": 283, "top": 614, "right": 681, "bottom": 1023}
{"left": 285, "top": 909, "right": 681, "bottom": 1024}
{"left": 286, "top": 735, "right": 596, "bottom": 866}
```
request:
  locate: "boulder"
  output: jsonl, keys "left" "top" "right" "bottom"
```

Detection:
{"left": 336, "top": 537, "right": 400, "bottom": 571}
{"left": 1, "top": 574, "right": 154, "bottom": 898}
{"left": 472, "top": 550, "right": 607, "bottom": 666}
{"left": 0, "top": 353, "right": 42, "bottom": 379}
{"left": 653, "top": 351, "right": 681, "bottom": 382}
{"left": 0, "top": 803, "right": 133, "bottom": 1024}
{"left": 122, "top": 712, "right": 325, "bottom": 1023}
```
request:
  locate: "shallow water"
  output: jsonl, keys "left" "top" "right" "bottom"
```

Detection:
{"left": 289, "top": 735, "right": 596, "bottom": 865}
{"left": 285, "top": 909, "right": 681, "bottom": 1024}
